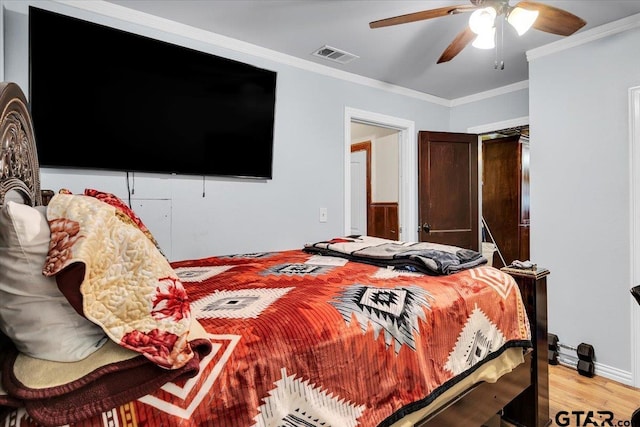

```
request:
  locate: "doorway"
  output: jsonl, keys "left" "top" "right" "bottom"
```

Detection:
{"left": 344, "top": 108, "right": 417, "bottom": 241}
{"left": 351, "top": 126, "right": 401, "bottom": 239}
{"left": 480, "top": 126, "right": 530, "bottom": 268}
{"left": 468, "top": 117, "right": 529, "bottom": 264}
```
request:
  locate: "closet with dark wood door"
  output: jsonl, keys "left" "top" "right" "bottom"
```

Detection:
{"left": 482, "top": 134, "right": 530, "bottom": 268}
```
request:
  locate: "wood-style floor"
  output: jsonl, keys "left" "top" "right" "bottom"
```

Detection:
{"left": 548, "top": 364, "right": 640, "bottom": 426}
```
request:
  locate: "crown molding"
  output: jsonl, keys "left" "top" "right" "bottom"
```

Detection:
{"left": 450, "top": 80, "right": 529, "bottom": 106}
{"left": 11, "top": 2, "right": 640, "bottom": 107}
{"left": 467, "top": 116, "right": 529, "bottom": 134}
{"left": 527, "top": 12, "right": 640, "bottom": 62}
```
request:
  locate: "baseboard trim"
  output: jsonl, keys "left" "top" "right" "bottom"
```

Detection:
{"left": 557, "top": 354, "right": 633, "bottom": 386}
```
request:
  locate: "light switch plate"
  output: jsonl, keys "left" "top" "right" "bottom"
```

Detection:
{"left": 319, "top": 207, "right": 328, "bottom": 223}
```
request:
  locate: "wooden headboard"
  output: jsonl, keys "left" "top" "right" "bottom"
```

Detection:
{"left": 0, "top": 82, "right": 42, "bottom": 207}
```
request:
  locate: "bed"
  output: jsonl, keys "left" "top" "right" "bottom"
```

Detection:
{"left": 0, "top": 81, "right": 550, "bottom": 427}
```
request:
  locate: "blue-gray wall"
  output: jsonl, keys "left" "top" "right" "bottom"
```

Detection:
{"left": 450, "top": 87, "right": 529, "bottom": 132}
{"left": 529, "top": 20, "right": 640, "bottom": 380}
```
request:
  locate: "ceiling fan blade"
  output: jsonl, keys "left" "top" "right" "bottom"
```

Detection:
{"left": 515, "top": 1, "right": 586, "bottom": 36}
{"left": 437, "top": 26, "right": 476, "bottom": 64}
{"left": 370, "top": 4, "right": 477, "bottom": 29}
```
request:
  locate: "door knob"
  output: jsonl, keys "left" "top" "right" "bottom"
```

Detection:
{"left": 422, "top": 223, "right": 431, "bottom": 233}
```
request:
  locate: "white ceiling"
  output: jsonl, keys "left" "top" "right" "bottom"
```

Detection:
{"left": 103, "top": 1, "right": 640, "bottom": 100}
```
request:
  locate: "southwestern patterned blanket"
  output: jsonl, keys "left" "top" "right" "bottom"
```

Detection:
{"left": 3, "top": 255, "right": 530, "bottom": 426}
{"left": 0, "top": 193, "right": 530, "bottom": 426}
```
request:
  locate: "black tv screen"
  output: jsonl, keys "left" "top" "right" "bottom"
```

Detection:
{"left": 29, "top": 7, "right": 277, "bottom": 179}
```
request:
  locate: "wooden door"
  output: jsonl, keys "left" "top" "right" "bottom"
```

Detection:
{"left": 369, "top": 202, "right": 399, "bottom": 239}
{"left": 482, "top": 136, "right": 530, "bottom": 267}
{"left": 418, "top": 131, "right": 479, "bottom": 251}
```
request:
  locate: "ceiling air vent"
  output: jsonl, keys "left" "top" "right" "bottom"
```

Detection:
{"left": 312, "top": 45, "right": 359, "bottom": 64}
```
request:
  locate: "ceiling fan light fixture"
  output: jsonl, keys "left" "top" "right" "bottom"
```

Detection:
{"left": 472, "top": 27, "right": 496, "bottom": 49}
{"left": 469, "top": 7, "right": 496, "bottom": 35}
{"left": 507, "top": 7, "right": 539, "bottom": 36}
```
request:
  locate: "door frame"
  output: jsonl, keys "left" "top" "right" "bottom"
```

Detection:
{"left": 630, "top": 85, "right": 640, "bottom": 387}
{"left": 467, "top": 116, "right": 529, "bottom": 247}
{"left": 350, "top": 141, "right": 372, "bottom": 235}
{"left": 344, "top": 107, "right": 417, "bottom": 241}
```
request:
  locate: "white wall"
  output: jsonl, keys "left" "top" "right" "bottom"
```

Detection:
{"left": 372, "top": 133, "right": 399, "bottom": 203}
{"left": 350, "top": 125, "right": 400, "bottom": 204}
{"left": 529, "top": 18, "right": 640, "bottom": 381}
{"left": 2, "top": 0, "right": 450, "bottom": 261}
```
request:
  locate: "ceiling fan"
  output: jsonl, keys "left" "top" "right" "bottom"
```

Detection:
{"left": 369, "top": 0, "right": 586, "bottom": 64}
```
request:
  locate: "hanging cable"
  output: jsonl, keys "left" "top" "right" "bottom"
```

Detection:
{"left": 125, "top": 172, "right": 133, "bottom": 208}
{"left": 202, "top": 175, "right": 206, "bottom": 198}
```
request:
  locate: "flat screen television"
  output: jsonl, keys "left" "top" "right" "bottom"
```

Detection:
{"left": 29, "top": 6, "right": 277, "bottom": 179}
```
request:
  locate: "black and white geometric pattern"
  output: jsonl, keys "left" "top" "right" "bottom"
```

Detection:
{"left": 252, "top": 368, "right": 365, "bottom": 427}
{"left": 444, "top": 304, "right": 506, "bottom": 375}
{"left": 222, "top": 252, "right": 275, "bottom": 259}
{"left": 191, "top": 288, "right": 293, "bottom": 319}
{"left": 261, "top": 263, "right": 333, "bottom": 277}
{"left": 173, "top": 266, "right": 234, "bottom": 282}
{"left": 331, "top": 284, "right": 432, "bottom": 353}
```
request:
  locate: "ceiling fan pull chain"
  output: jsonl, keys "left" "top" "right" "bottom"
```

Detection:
{"left": 494, "top": 45, "right": 500, "bottom": 69}
{"left": 495, "top": 15, "right": 505, "bottom": 70}
{"left": 500, "top": 15, "right": 505, "bottom": 69}
{"left": 494, "top": 16, "right": 500, "bottom": 69}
